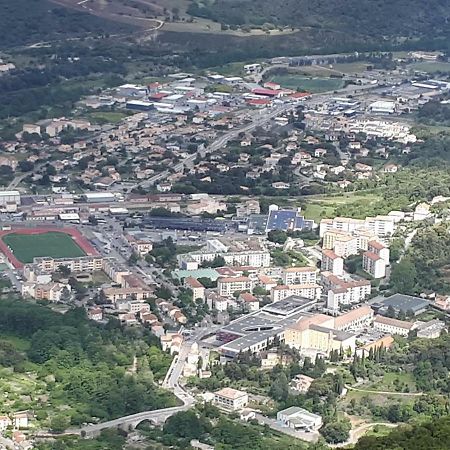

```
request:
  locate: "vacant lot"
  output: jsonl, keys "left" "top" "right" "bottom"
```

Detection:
{"left": 2, "top": 231, "right": 86, "bottom": 263}
{"left": 270, "top": 75, "right": 345, "bottom": 93}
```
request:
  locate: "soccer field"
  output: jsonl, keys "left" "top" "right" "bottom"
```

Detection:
{"left": 2, "top": 232, "right": 86, "bottom": 263}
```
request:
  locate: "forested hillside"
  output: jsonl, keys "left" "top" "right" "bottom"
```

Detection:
{"left": 0, "top": 300, "right": 176, "bottom": 430}
{"left": 189, "top": 0, "right": 450, "bottom": 40}
{"left": 0, "top": 0, "right": 133, "bottom": 48}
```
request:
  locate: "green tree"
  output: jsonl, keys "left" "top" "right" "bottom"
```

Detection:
{"left": 390, "top": 257, "right": 417, "bottom": 294}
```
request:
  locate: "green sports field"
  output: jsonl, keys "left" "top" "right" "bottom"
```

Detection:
{"left": 2, "top": 232, "right": 86, "bottom": 263}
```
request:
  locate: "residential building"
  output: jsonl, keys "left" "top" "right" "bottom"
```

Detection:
{"left": 363, "top": 251, "right": 386, "bottom": 278}
{"left": 271, "top": 284, "right": 322, "bottom": 302}
{"left": 282, "top": 267, "right": 318, "bottom": 285}
{"left": 333, "top": 234, "right": 358, "bottom": 258}
{"left": 218, "top": 276, "right": 253, "bottom": 297}
{"left": 321, "top": 249, "right": 343, "bottom": 276}
{"left": 368, "top": 240, "right": 390, "bottom": 263}
{"left": 290, "top": 374, "right": 315, "bottom": 394}
{"left": 323, "top": 273, "right": 371, "bottom": 310}
{"left": 239, "top": 292, "right": 260, "bottom": 312}
{"left": 102, "top": 287, "right": 152, "bottom": 304}
{"left": 214, "top": 388, "right": 248, "bottom": 410}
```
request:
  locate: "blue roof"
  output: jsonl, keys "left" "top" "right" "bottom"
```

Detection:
{"left": 266, "top": 210, "right": 313, "bottom": 232}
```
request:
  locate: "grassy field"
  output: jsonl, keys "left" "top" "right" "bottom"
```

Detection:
{"left": 361, "top": 371, "right": 418, "bottom": 393}
{"left": 2, "top": 232, "right": 86, "bottom": 263}
{"left": 408, "top": 61, "right": 450, "bottom": 74}
{"left": 88, "top": 111, "right": 130, "bottom": 125}
{"left": 303, "top": 192, "right": 382, "bottom": 222}
{"left": 270, "top": 75, "right": 345, "bottom": 93}
{"left": 332, "top": 61, "right": 371, "bottom": 74}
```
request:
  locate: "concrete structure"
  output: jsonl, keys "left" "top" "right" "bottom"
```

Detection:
{"left": 277, "top": 407, "right": 322, "bottom": 431}
{"left": 214, "top": 388, "right": 248, "bottom": 410}
{"left": 333, "top": 305, "right": 374, "bottom": 332}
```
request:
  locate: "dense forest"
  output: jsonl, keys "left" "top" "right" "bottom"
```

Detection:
{"left": 0, "top": 300, "right": 176, "bottom": 429}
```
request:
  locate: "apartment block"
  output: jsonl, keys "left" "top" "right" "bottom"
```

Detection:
{"left": 282, "top": 267, "right": 318, "bottom": 285}
{"left": 363, "top": 251, "right": 386, "bottom": 279}
{"left": 321, "top": 249, "right": 344, "bottom": 276}
{"left": 218, "top": 276, "right": 253, "bottom": 297}
{"left": 271, "top": 284, "right": 322, "bottom": 302}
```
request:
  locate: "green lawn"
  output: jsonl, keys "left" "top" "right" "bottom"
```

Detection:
{"left": 2, "top": 232, "right": 86, "bottom": 263}
{"left": 270, "top": 75, "right": 345, "bottom": 92}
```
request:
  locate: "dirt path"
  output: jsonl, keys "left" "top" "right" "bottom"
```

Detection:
{"left": 345, "top": 384, "right": 424, "bottom": 397}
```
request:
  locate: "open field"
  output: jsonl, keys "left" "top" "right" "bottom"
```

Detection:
{"left": 361, "top": 371, "right": 418, "bottom": 393}
{"left": 1, "top": 231, "right": 86, "bottom": 263}
{"left": 87, "top": 111, "right": 130, "bottom": 125}
{"left": 270, "top": 75, "right": 345, "bottom": 93}
{"left": 408, "top": 61, "right": 450, "bottom": 73}
{"left": 332, "top": 61, "right": 372, "bottom": 74}
{"left": 303, "top": 192, "right": 382, "bottom": 221}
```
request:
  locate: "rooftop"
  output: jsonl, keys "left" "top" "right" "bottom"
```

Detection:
{"left": 215, "top": 387, "right": 247, "bottom": 400}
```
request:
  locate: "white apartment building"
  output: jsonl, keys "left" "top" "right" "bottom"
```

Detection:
{"left": 368, "top": 240, "right": 390, "bottom": 263}
{"left": 373, "top": 315, "right": 414, "bottom": 336}
{"left": 321, "top": 249, "right": 344, "bottom": 276}
{"left": 364, "top": 215, "right": 395, "bottom": 237}
{"left": 282, "top": 267, "right": 318, "bottom": 285}
{"left": 271, "top": 284, "right": 322, "bottom": 302}
{"left": 363, "top": 251, "right": 386, "bottom": 279}
{"left": 214, "top": 388, "right": 248, "bottom": 410}
{"left": 218, "top": 276, "right": 253, "bottom": 297}
{"left": 333, "top": 235, "right": 358, "bottom": 258}
{"left": 323, "top": 273, "right": 371, "bottom": 310}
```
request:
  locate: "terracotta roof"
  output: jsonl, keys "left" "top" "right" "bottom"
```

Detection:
{"left": 364, "top": 251, "right": 382, "bottom": 261}
{"left": 374, "top": 315, "right": 414, "bottom": 329}
{"left": 284, "top": 266, "right": 317, "bottom": 273}
{"left": 334, "top": 305, "right": 373, "bottom": 328}
{"left": 322, "top": 249, "right": 340, "bottom": 260}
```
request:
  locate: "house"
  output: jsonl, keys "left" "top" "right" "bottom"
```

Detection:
{"left": 383, "top": 163, "right": 398, "bottom": 173}
{"left": 239, "top": 292, "right": 259, "bottom": 312}
{"left": 0, "top": 416, "right": 12, "bottom": 431}
{"left": 290, "top": 374, "right": 315, "bottom": 394}
{"left": 314, "top": 148, "right": 327, "bottom": 158}
{"left": 87, "top": 307, "right": 103, "bottom": 321}
{"left": 12, "top": 411, "right": 29, "bottom": 429}
{"left": 415, "top": 320, "right": 446, "bottom": 339}
{"left": 277, "top": 407, "right": 322, "bottom": 431}
{"left": 214, "top": 388, "right": 248, "bottom": 410}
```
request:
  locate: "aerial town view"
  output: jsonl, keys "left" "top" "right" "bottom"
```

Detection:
{"left": 0, "top": 1, "right": 450, "bottom": 449}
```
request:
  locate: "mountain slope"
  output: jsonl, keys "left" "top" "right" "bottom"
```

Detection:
{"left": 188, "top": 0, "right": 450, "bottom": 40}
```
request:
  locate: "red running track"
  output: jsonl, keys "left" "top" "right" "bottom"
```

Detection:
{"left": 0, "top": 226, "right": 99, "bottom": 269}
